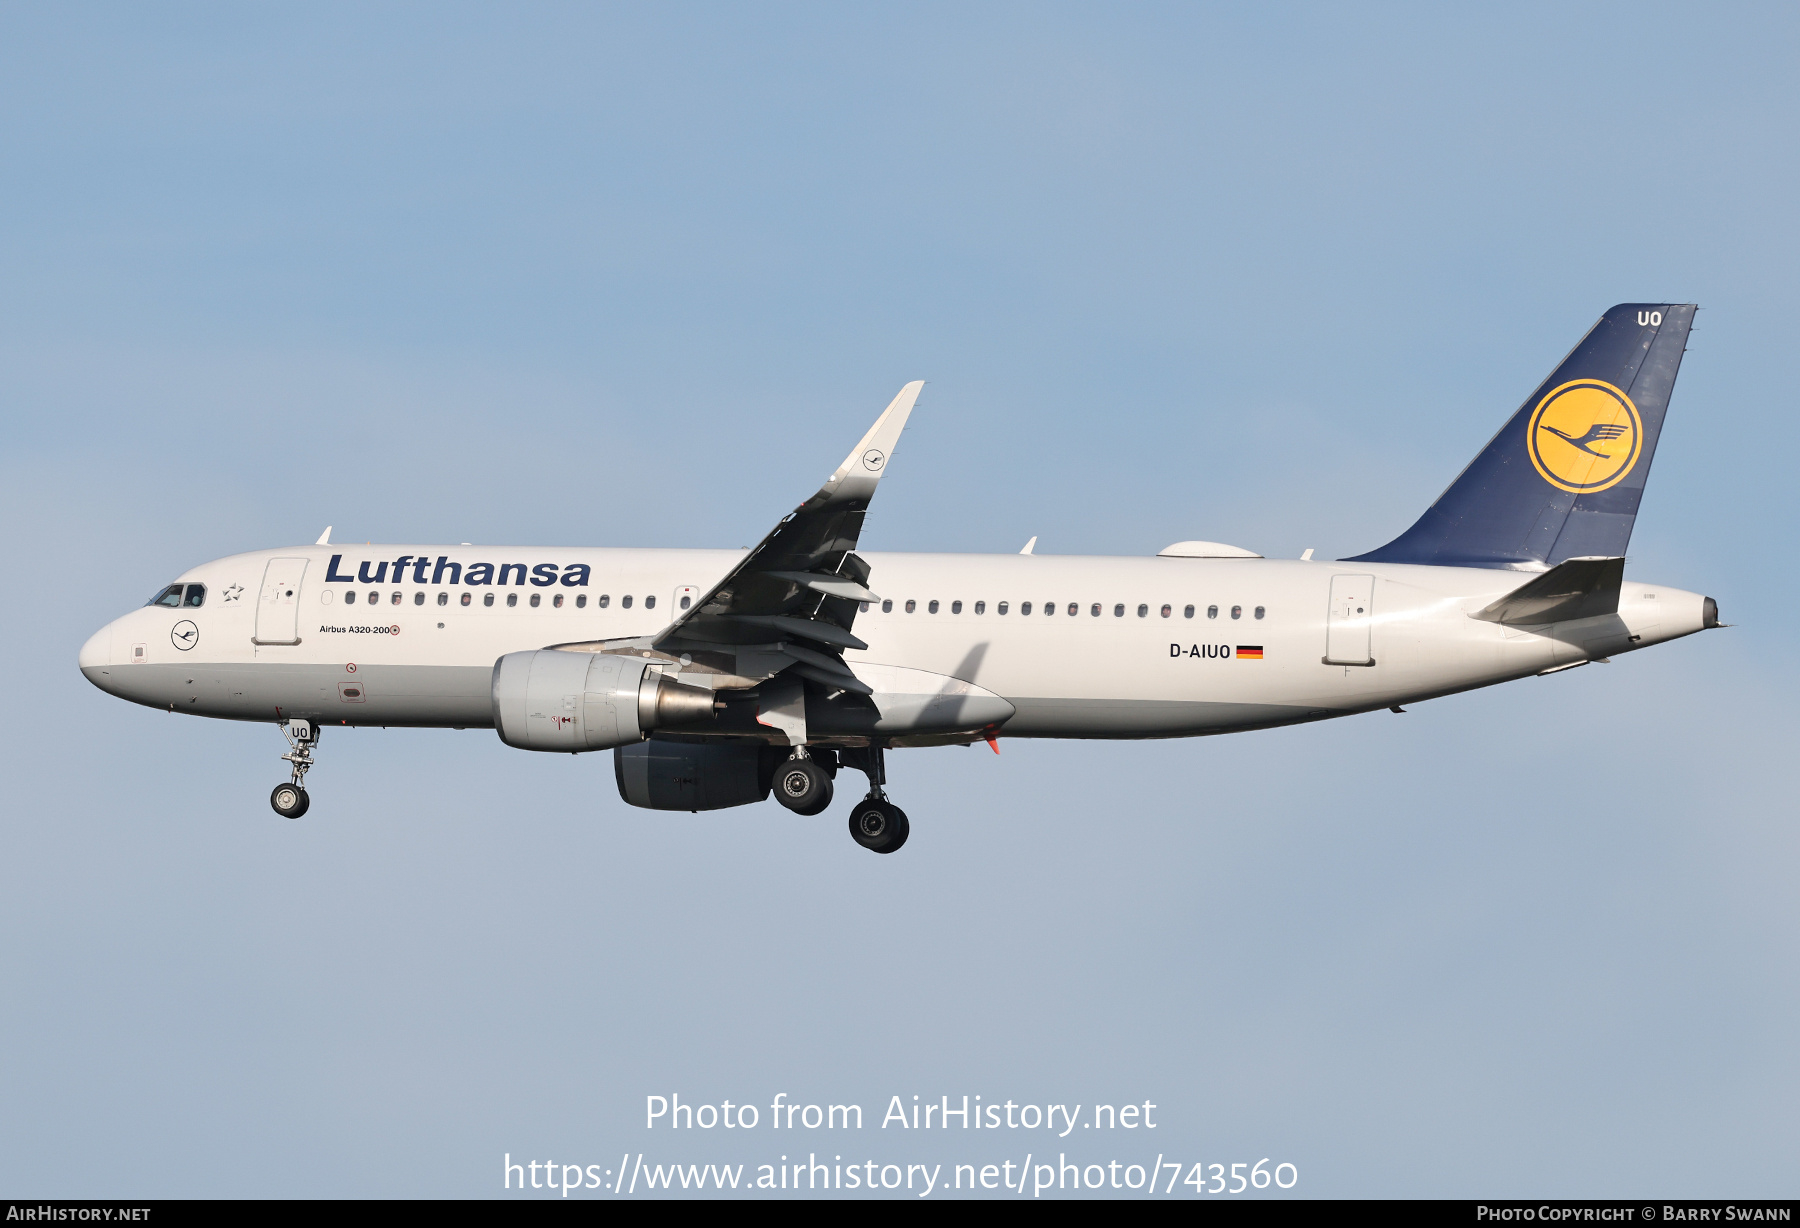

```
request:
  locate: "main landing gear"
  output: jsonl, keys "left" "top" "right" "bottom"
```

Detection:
{"left": 772, "top": 749, "right": 834, "bottom": 816}
{"left": 271, "top": 719, "right": 317, "bottom": 819}
{"left": 841, "top": 746, "right": 909, "bottom": 855}
{"left": 772, "top": 745, "right": 910, "bottom": 853}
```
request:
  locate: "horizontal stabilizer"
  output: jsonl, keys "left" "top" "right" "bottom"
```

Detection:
{"left": 1472, "top": 556, "right": 1623, "bottom": 625}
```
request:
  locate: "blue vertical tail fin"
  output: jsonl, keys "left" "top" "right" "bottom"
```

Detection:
{"left": 1346, "top": 303, "right": 1695, "bottom": 570}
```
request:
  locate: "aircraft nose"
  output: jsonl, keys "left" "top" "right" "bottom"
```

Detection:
{"left": 79, "top": 622, "right": 114, "bottom": 689}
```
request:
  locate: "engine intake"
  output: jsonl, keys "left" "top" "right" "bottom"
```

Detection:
{"left": 492, "top": 650, "right": 716, "bottom": 752}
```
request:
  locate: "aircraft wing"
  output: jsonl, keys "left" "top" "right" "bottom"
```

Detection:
{"left": 652, "top": 381, "right": 923, "bottom": 693}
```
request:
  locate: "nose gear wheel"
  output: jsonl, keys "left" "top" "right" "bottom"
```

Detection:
{"left": 271, "top": 719, "right": 319, "bottom": 818}
{"left": 270, "top": 783, "right": 309, "bottom": 819}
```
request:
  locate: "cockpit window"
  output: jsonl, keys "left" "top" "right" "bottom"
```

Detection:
{"left": 183, "top": 584, "right": 206, "bottom": 608}
{"left": 148, "top": 584, "right": 184, "bottom": 608}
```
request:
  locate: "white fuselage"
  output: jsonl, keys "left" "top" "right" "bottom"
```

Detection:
{"left": 79, "top": 544, "right": 1708, "bottom": 742}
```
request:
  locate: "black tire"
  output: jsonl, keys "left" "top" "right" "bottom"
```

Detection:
{"left": 270, "top": 783, "right": 309, "bottom": 819}
{"left": 773, "top": 758, "right": 833, "bottom": 816}
{"left": 848, "top": 799, "right": 910, "bottom": 853}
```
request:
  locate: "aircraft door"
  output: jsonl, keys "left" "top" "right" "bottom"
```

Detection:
{"left": 254, "top": 558, "right": 310, "bottom": 645}
{"left": 673, "top": 585, "right": 700, "bottom": 614}
{"left": 1324, "top": 573, "right": 1375, "bottom": 666}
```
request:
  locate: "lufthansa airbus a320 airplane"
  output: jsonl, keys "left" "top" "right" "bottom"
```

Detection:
{"left": 80, "top": 304, "right": 1719, "bottom": 853}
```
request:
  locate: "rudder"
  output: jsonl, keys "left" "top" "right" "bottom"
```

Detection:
{"left": 1347, "top": 303, "right": 1695, "bottom": 570}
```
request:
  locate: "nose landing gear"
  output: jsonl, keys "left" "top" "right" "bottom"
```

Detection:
{"left": 271, "top": 719, "right": 318, "bottom": 819}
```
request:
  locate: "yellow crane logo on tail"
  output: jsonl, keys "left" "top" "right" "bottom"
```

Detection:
{"left": 1526, "top": 379, "right": 1643, "bottom": 493}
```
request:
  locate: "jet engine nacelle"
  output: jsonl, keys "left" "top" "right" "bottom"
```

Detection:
{"left": 614, "top": 739, "right": 777, "bottom": 811}
{"left": 492, "top": 650, "right": 716, "bottom": 752}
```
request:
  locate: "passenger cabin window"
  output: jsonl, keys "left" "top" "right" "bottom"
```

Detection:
{"left": 414, "top": 592, "right": 425, "bottom": 606}
{"left": 506, "top": 593, "right": 518, "bottom": 608}
{"left": 928, "top": 600, "right": 939, "bottom": 614}
{"left": 1161, "top": 604, "right": 1172, "bottom": 618}
{"left": 645, "top": 595, "right": 656, "bottom": 609}
{"left": 484, "top": 593, "right": 495, "bottom": 607}
{"left": 1255, "top": 606, "right": 1265, "bottom": 619}
{"left": 346, "top": 591, "right": 358, "bottom": 604}
{"left": 460, "top": 592, "right": 471, "bottom": 606}
{"left": 1231, "top": 605, "right": 1242, "bottom": 619}
{"left": 553, "top": 593, "right": 564, "bottom": 608}
{"left": 1021, "top": 602, "right": 1032, "bottom": 615}
{"left": 530, "top": 593, "right": 541, "bottom": 608}
{"left": 974, "top": 601, "right": 986, "bottom": 614}
{"left": 622, "top": 596, "right": 633, "bottom": 608}
{"left": 1184, "top": 604, "right": 1195, "bottom": 618}
{"left": 599, "top": 595, "right": 610, "bottom": 608}
{"left": 437, "top": 592, "right": 448, "bottom": 606}
{"left": 1207, "top": 605, "right": 1219, "bottom": 619}
{"left": 149, "top": 584, "right": 184, "bottom": 608}
{"left": 1114, "top": 603, "right": 1125, "bottom": 617}
{"left": 1067, "top": 602, "right": 1078, "bottom": 616}
{"left": 1137, "top": 604, "right": 1148, "bottom": 618}
{"left": 576, "top": 595, "right": 587, "bottom": 608}
{"left": 391, "top": 592, "right": 402, "bottom": 606}
{"left": 951, "top": 600, "right": 962, "bottom": 614}
{"left": 1090, "top": 603, "right": 1101, "bottom": 617}
{"left": 997, "top": 601, "right": 1009, "bottom": 615}
{"left": 881, "top": 599, "right": 893, "bottom": 613}
{"left": 183, "top": 585, "right": 206, "bottom": 608}
{"left": 905, "top": 600, "right": 916, "bottom": 613}
{"left": 859, "top": 601, "right": 871, "bottom": 612}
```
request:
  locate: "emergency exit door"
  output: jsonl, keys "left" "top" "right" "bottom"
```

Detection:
{"left": 1324, "top": 573, "right": 1375, "bottom": 666}
{"left": 254, "top": 558, "right": 309, "bottom": 645}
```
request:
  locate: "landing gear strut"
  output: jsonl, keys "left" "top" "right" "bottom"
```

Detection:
{"left": 271, "top": 719, "right": 317, "bottom": 819}
{"left": 842, "top": 746, "right": 908, "bottom": 854}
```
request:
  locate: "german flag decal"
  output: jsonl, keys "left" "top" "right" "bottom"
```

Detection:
{"left": 1236, "top": 645, "right": 1264, "bottom": 660}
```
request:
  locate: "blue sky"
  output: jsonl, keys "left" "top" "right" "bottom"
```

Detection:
{"left": 3, "top": 3, "right": 1796, "bottom": 1197}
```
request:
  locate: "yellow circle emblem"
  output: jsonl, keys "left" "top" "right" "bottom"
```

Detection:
{"left": 1525, "top": 379, "right": 1642, "bottom": 494}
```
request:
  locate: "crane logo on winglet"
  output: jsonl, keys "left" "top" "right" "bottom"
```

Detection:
{"left": 1525, "top": 379, "right": 1643, "bottom": 494}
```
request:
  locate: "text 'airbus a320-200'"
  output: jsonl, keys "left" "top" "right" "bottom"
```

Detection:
{"left": 80, "top": 304, "right": 1721, "bottom": 853}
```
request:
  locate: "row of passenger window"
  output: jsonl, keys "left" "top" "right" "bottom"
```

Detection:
{"left": 328, "top": 590, "right": 655, "bottom": 610}
{"left": 148, "top": 583, "right": 206, "bottom": 609}
{"left": 859, "top": 599, "right": 1267, "bottom": 620}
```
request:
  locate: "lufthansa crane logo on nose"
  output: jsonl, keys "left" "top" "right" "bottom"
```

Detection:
{"left": 171, "top": 620, "right": 199, "bottom": 651}
{"left": 861, "top": 448, "right": 885, "bottom": 472}
{"left": 1526, "top": 379, "right": 1643, "bottom": 494}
